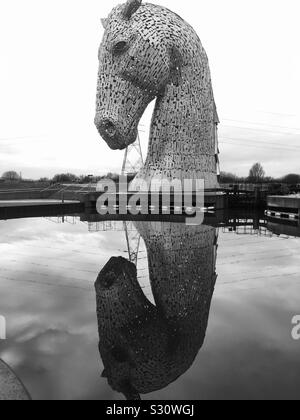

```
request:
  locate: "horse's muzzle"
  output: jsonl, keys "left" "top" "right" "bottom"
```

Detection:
{"left": 95, "top": 117, "right": 124, "bottom": 150}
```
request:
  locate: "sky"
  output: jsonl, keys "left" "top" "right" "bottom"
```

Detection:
{"left": 0, "top": 0, "right": 299, "bottom": 179}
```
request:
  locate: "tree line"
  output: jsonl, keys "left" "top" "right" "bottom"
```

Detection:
{"left": 220, "top": 163, "right": 300, "bottom": 185}
{"left": 0, "top": 171, "right": 119, "bottom": 184}
{"left": 1, "top": 165, "right": 300, "bottom": 186}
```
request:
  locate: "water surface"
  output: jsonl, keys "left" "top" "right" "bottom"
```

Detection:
{"left": 0, "top": 215, "right": 299, "bottom": 400}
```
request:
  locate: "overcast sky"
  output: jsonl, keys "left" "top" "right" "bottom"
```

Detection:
{"left": 0, "top": 0, "right": 299, "bottom": 179}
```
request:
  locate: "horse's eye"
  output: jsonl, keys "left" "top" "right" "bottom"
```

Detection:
{"left": 112, "top": 41, "right": 129, "bottom": 55}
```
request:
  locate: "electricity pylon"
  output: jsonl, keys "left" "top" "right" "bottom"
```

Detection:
{"left": 123, "top": 221, "right": 141, "bottom": 267}
{"left": 121, "top": 131, "right": 144, "bottom": 176}
{"left": 121, "top": 131, "right": 144, "bottom": 266}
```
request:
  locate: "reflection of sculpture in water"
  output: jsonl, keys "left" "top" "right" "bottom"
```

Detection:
{"left": 95, "top": 0, "right": 220, "bottom": 188}
{"left": 95, "top": 223, "right": 218, "bottom": 400}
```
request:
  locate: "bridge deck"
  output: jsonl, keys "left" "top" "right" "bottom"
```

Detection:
{"left": 0, "top": 199, "right": 79, "bottom": 208}
{"left": 0, "top": 200, "right": 83, "bottom": 220}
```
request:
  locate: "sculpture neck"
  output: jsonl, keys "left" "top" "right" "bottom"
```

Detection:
{"left": 134, "top": 61, "right": 219, "bottom": 189}
{"left": 136, "top": 222, "right": 218, "bottom": 329}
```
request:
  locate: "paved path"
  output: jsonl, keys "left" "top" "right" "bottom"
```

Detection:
{"left": 0, "top": 360, "right": 30, "bottom": 400}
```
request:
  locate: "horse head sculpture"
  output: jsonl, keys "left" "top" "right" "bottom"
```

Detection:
{"left": 95, "top": 0, "right": 219, "bottom": 188}
{"left": 95, "top": 223, "right": 218, "bottom": 400}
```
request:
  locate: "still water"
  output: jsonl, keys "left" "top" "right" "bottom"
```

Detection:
{"left": 0, "top": 215, "right": 300, "bottom": 400}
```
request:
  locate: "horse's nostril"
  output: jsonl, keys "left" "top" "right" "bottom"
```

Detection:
{"left": 102, "top": 120, "right": 116, "bottom": 138}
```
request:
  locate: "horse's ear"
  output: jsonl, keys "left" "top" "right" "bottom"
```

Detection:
{"left": 169, "top": 47, "right": 183, "bottom": 87}
{"left": 123, "top": 0, "right": 142, "bottom": 20}
{"left": 101, "top": 18, "right": 108, "bottom": 29}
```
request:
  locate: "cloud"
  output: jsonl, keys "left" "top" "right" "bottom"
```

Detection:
{"left": 1, "top": 0, "right": 299, "bottom": 178}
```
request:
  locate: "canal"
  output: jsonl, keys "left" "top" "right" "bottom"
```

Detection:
{"left": 0, "top": 213, "right": 299, "bottom": 400}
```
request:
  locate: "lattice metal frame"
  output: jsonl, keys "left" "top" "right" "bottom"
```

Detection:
{"left": 122, "top": 131, "right": 144, "bottom": 176}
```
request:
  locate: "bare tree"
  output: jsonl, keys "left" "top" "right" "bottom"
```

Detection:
{"left": 1, "top": 171, "right": 21, "bottom": 181}
{"left": 248, "top": 163, "right": 265, "bottom": 183}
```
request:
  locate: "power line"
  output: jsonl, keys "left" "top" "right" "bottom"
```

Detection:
{"left": 219, "top": 245, "right": 296, "bottom": 259}
{"left": 221, "top": 134, "right": 300, "bottom": 148}
{"left": 221, "top": 124, "right": 300, "bottom": 136}
{"left": 258, "top": 111, "right": 296, "bottom": 118}
{"left": 218, "top": 251, "right": 297, "bottom": 266}
{"left": 219, "top": 137, "right": 300, "bottom": 151}
{"left": 219, "top": 141, "right": 296, "bottom": 151}
{"left": 217, "top": 273, "right": 299, "bottom": 287}
{"left": 222, "top": 118, "right": 300, "bottom": 132}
